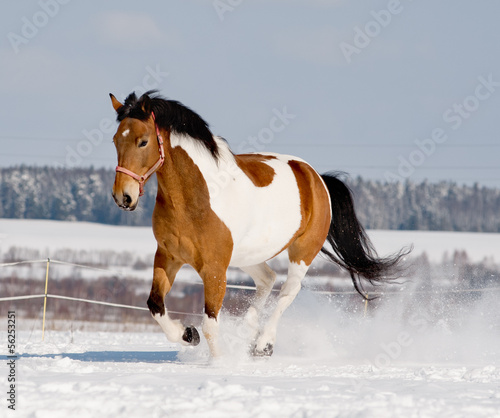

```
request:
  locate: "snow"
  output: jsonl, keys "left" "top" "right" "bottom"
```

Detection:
{"left": 1, "top": 219, "right": 500, "bottom": 416}
{"left": 368, "top": 229, "right": 500, "bottom": 263}
{"left": 2, "top": 291, "right": 500, "bottom": 417}
{"left": 0, "top": 219, "right": 157, "bottom": 258}
{"left": 2, "top": 219, "right": 500, "bottom": 263}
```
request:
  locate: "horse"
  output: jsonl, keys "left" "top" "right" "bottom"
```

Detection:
{"left": 110, "top": 90, "right": 407, "bottom": 357}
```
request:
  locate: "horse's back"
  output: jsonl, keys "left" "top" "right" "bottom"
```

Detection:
{"left": 211, "top": 151, "right": 330, "bottom": 267}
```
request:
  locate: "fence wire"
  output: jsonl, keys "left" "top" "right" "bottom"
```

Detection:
{"left": 1, "top": 258, "right": 499, "bottom": 318}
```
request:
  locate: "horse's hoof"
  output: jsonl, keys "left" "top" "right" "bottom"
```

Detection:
{"left": 182, "top": 326, "right": 200, "bottom": 346}
{"left": 252, "top": 343, "right": 273, "bottom": 357}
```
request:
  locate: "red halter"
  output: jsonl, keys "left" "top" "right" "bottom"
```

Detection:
{"left": 115, "top": 112, "right": 165, "bottom": 197}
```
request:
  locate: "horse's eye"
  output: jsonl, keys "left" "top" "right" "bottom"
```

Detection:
{"left": 138, "top": 140, "right": 148, "bottom": 148}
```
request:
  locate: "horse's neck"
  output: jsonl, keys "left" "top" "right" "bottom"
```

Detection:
{"left": 155, "top": 135, "right": 227, "bottom": 209}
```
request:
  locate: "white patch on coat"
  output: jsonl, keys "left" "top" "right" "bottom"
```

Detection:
{"left": 121, "top": 129, "right": 130, "bottom": 137}
{"left": 170, "top": 134, "right": 303, "bottom": 267}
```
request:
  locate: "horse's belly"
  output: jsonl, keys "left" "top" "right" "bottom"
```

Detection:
{"left": 210, "top": 156, "right": 303, "bottom": 267}
{"left": 227, "top": 206, "right": 300, "bottom": 267}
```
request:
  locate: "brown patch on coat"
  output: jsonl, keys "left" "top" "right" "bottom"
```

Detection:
{"left": 234, "top": 154, "right": 277, "bottom": 187}
{"left": 284, "top": 160, "right": 331, "bottom": 266}
{"left": 149, "top": 143, "right": 233, "bottom": 319}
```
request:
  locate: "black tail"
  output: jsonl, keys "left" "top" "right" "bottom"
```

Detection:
{"left": 320, "top": 172, "right": 409, "bottom": 299}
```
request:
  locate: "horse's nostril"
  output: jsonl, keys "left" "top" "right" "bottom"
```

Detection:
{"left": 123, "top": 193, "right": 132, "bottom": 206}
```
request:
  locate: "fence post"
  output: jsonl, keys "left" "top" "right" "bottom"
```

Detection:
{"left": 42, "top": 258, "right": 50, "bottom": 341}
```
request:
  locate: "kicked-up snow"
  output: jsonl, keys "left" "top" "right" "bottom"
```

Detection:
{"left": 2, "top": 288, "right": 500, "bottom": 417}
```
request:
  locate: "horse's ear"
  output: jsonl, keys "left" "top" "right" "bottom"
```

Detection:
{"left": 139, "top": 94, "right": 152, "bottom": 115}
{"left": 109, "top": 94, "right": 123, "bottom": 112}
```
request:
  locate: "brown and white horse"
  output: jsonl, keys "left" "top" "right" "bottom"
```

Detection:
{"left": 110, "top": 91, "right": 406, "bottom": 357}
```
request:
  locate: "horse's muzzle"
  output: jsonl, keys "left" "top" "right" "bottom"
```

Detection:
{"left": 112, "top": 192, "right": 137, "bottom": 211}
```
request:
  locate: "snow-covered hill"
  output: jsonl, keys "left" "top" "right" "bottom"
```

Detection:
{"left": 2, "top": 218, "right": 500, "bottom": 263}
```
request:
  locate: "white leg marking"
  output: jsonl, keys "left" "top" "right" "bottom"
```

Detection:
{"left": 241, "top": 263, "right": 277, "bottom": 340}
{"left": 152, "top": 311, "right": 186, "bottom": 344}
{"left": 202, "top": 315, "right": 222, "bottom": 357}
{"left": 255, "top": 261, "right": 309, "bottom": 352}
{"left": 241, "top": 263, "right": 276, "bottom": 310}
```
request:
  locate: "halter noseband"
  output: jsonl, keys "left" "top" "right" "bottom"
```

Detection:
{"left": 115, "top": 112, "right": 165, "bottom": 197}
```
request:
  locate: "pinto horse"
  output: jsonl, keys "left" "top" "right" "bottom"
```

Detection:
{"left": 110, "top": 91, "right": 406, "bottom": 357}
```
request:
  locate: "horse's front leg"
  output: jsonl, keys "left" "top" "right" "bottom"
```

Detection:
{"left": 147, "top": 248, "right": 200, "bottom": 346}
{"left": 199, "top": 266, "right": 228, "bottom": 357}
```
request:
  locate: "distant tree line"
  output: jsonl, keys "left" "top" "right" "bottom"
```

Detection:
{"left": 0, "top": 166, "right": 156, "bottom": 226}
{"left": 349, "top": 177, "right": 500, "bottom": 232}
{"left": 1, "top": 166, "right": 500, "bottom": 232}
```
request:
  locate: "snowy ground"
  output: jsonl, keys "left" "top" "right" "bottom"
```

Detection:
{"left": 2, "top": 290, "right": 500, "bottom": 418}
{"left": 1, "top": 219, "right": 500, "bottom": 417}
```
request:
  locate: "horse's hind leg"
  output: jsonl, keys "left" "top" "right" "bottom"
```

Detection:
{"left": 253, "top": 260, "right": 309, "bottom": 356}
{"left": 240, "top": 263, "right": 277, "bottom": 341}
{"left": 147, "top": 248, "right": 200, "bottom": 346}
{"left": 251, "top": 161, "right": 330, "bottom": 356}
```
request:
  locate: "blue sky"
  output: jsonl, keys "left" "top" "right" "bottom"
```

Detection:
{"left": 1, "top": 0, "right": 500, "bottom": 186}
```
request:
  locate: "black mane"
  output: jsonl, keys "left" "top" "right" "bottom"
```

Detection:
{"left": 116, "top": 90, "right": 219, "bottom": 160}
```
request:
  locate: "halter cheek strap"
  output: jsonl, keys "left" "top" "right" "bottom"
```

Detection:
{"left": 115, "top": 112, "right": 165, "bottom": 197}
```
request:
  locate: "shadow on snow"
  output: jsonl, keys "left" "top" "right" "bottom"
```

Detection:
{"left": 1, "top": 350, "right": 180, "bottom": 363}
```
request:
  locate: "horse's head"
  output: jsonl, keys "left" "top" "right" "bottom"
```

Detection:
{"left": 110, "top": 93, "right": 165, "bottom": 211}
